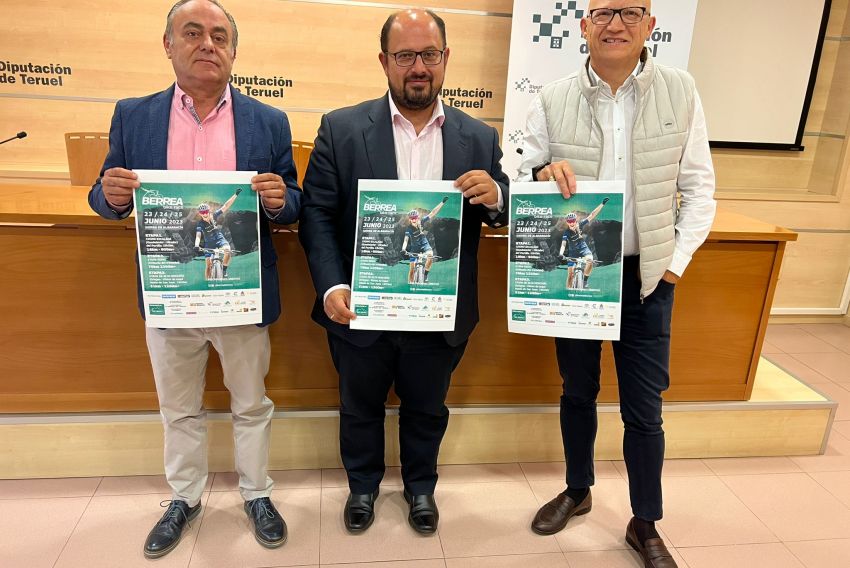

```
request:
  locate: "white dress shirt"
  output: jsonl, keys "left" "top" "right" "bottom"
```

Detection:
{"left": 389, "top": 94, "right": 446, "bottom": 180}
{"left": 518, "top": 62, "right": 716, "bottom": 276}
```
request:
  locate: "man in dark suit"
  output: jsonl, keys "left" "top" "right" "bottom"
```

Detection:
{"left": 88, "top": 0, "right": 300, "bottom": 558}
{"left": 299, "top": 8, "right": 509, "bottom": 535}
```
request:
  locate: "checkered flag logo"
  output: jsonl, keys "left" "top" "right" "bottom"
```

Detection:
{"left": 514, "top": 77, "right": 543, "bottom": 94}
{"left": 514, "top": 77, "right": 532, "bottom": 92}
{"left": 532, "top": 1, "right": 585, "bottom": 49}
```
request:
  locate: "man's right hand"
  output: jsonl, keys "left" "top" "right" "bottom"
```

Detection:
{"left": 535, "top": 160, "right": 576, "bottom": 199}
{"left": 324, "top": 288, "right": 357, "bottom": 325}
{"left": 101, "top": 167, "right": 140, "bottom": 210}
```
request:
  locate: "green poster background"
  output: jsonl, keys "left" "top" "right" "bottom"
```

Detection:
{"left": 510, "top": 192, "right": 623, "bottom": 302}
{"left": 353, "top": 189, "right": 462, "bottom": 296}
{"left": 136, "top": 182, "right": 260, "bottom": 292}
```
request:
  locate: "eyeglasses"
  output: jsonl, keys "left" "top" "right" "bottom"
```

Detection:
{"left": 385, "top": 49, "right": 445, "bottom": 67}
{"left": 588, "top": 7, "right": 649, "bottom": 25}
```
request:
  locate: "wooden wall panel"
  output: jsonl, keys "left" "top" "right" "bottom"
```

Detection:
{"left": 804, "top": 38, "right": 836, "bottom": 134}
{"left": 0, "top": 1, "right": 509, "bottom": 176}
{"left": 829, "top": 0, "right": 850, "bottom": 36}
{"left": 351, "top": 0, "right": 512, "bottom": 12}
{"left": 823, "top": 42, "right": 850, "bottom": 136}
{"left": 711, "top": 139, "right": 819, "bottom": 192}
{"left": 0, "top": 98, "right": 114, "bottom": 173}
{"left": 772, "top": 232, "right": 850, "bottom": 309}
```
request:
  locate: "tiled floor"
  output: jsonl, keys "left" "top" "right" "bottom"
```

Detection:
{"left": 2, "top": 324, "right": 849, "bottom": 568}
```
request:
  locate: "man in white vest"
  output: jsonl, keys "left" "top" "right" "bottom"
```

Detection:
{"left": 518, "top": 2, "right": 716, "bottom": 567}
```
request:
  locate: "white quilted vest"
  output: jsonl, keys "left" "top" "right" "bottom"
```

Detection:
{"left": 539, "top": 50, "right": 695, "bottom": 298}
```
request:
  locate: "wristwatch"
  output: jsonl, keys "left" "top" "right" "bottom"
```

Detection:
{"left": 531, "top": 161, "right": 551, "bottom": 181}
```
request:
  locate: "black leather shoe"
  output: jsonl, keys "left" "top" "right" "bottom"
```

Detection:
{"left": 531, "top": 490, "right": 592, "bottom": 535}
{"left": 143, "top": 500, "right": 201, "bottom": 559}
{"left": 344, "top": 490, "right": 379, "bottom": 533}
{"left": 403, "top": 491, "right": 438, "bottom": 534}
{"left": 244, "top": 497, "right": 287, "bottom": 548}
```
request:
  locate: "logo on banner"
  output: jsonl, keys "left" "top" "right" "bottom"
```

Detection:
{"left": 362, "top": 195, "right": 397, "bottom": 213}
{"left": 141, "top": 188, "right": 183, "bottom": 207}
{"left": 513, "top": 77, "right": 543, "bottom": 94}
{"left": 532, "top": 1, "right": 585, "bottom": 49}
{"left": 507, "top": 129, "right": 525, "bottom": 144}
{"left": 515, "top": 198, "right": 553, "bottom": 217}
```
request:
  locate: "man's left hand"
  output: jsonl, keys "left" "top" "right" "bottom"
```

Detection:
{"left": 661, "top": 270, "right": 680, "bottom": 284}
{"left": 251, "top": 173, "right": 286, "bottom": 210}
{"left": 455, "top": 170, "right": 499, "bottom": 206}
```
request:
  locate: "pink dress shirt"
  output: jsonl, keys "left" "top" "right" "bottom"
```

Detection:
{"left": 167, "top": 83, "right": 236, "bottom": 171}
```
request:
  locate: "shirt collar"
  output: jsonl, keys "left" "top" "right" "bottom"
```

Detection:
{"left": 388, "top": 92, "right": 446, "bottom": 130}
{"left": 586, "top": 59, "right": 643, "bottom": 93}
{"left": 172, "top": 82, "right": 231, "bottom": 112}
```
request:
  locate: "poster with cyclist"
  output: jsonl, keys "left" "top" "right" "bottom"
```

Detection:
{"left": 349, "top": 180, "right": 463, "bottom": 332}
{"left": 133, "top": 170, "right": 262, "bottom": 328}
{"left": 508, "top": 180, "right": 625, "bottom": 340}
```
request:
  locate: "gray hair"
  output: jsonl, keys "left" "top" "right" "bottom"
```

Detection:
{"left": 165, "top": 0, "right": 239, "bottom": 52}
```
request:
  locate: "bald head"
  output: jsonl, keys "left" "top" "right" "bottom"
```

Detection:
{"left": 587, "top": 0, "right": 650, "bottom": 9}
{"left": 378, "top": 8, "right": 450, "bottom": 115}
{"left": 380, "top": 9, "right": 446, "bottom": 52}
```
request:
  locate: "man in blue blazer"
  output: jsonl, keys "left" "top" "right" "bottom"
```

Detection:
{"left": 88, "top": 0, "right": 300, "bottom": 557}
{"left": 299, "top": 9, "right": 509, "bottom": 535}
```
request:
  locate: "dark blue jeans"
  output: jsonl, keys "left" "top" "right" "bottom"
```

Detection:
{"left": 555, "top": 255, "right": 674, "bottom": 521}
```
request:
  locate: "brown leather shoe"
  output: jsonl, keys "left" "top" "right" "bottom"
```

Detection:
{"left": 625, "top": 518, "right": 678, "bottom": 567}
{"left": 531, "top": 490, "right": 592, "bottom": 535}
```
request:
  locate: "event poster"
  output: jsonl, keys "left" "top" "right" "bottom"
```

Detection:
{"left": 349, "top": 180, "right": 463, "bottom": 332}
{"left": 508, "top": 181, "right": 625, "bottom": 340}
{"left": 133, "top": 170, "right": 262, "bottom": 328}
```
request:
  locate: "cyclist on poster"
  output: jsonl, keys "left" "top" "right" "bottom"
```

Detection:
{"left": 558, "top": 197, "right": 609, "bottom": 289}
{"left": 401, "top": 195, "right": 448, "bottom": 283}
{"left": 194, "top": 188, "right": 242, "bottom": 279}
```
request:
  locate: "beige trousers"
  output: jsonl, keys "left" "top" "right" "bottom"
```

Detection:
{"left": 146, "top": 325, "right": 275, "bottom": 506}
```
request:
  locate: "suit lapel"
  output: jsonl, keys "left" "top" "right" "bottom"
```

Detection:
{"left": 441, "top": 108, "right": 469, "bottom": 181}
{"left": 363, "top": 96, "right": 398, "bottom": 179}
{"left": 232, "top": 87, "right": 254, "bottom": 171}
{"left": 147, "top": 86, "right": 173, "bottom": 169}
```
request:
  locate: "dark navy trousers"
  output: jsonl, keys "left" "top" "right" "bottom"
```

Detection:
{"left": 328, "top": 331, "right": 467, "bottom": 496}
{"left": 555, "top": 255, "right": 675, "bottom": 521}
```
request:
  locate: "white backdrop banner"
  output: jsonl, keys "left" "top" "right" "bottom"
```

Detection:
{"left": 502, "top": 0, "right": 700, "bottom": 179}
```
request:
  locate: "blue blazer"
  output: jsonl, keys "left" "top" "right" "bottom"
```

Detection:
{"left": 299, "top": 95, "right": 510, "bottom": 347}
{"left": 88, "top": 84, "right": 302, "bottom": 326}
